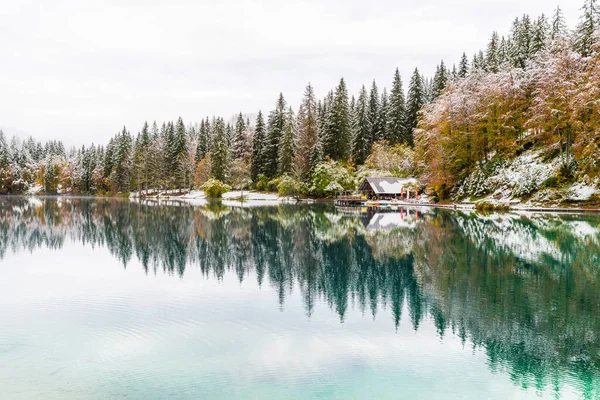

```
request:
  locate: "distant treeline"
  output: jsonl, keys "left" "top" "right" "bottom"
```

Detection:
{"left": 0, "top": 2, "right": 599, "bottom": 199}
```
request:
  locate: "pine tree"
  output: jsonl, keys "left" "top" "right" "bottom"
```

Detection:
{"left": 251, "top": 111, "right": 266, "bottom": 181}
{"left": 498, "top": 36, "right": 510, "bottom": 67}
{"left": 293, "top": 83, "right": 318, "bottom": 180}
{"left": 405, "top": 68, "right": 425, "bottom": 146}
{"left": 171, "top": 117, "right": 191, "bottom": 189}
{"left": 432, "top": 60, "right": 449, "bottom": 98}
{"left": 264, "top": 93, "right": 287, "bottom": 177}
{"left": 378, "top": 88, "right": 389, "bottom": 142}
{"left": 111, "top": 127, "right": 133, "bottom": 193}
{"left": 368, "top": 80, "right": 381, "bottom": 143}
{"left": 486, "top": 32, "right": 500, "bottom": 73}
{"left": 551, "top": 6, "right": 568, "bottom": 40}
{"left": 387, "top": 68, "right": 406, "bottom": 145}
{"left": 531, "top": 14, "right": 549, "bottom": 55}
{"left": 232, "top": 112, "right": 246, "bottom": 160}
{"left": 458, "top": 53, "right": 469, "bottom": 78}
{"left": 210, "top": 117, "right": 230, "bottom": 182}
{"left": 0, "top": 130, "right": 10, "bottom": 170}
{"left": 352, "top": 85, "right": 370, "bottom": 164}
{"left": 278, "top": 107, "right": 295, "bottom": 175}
{"left": 148, "top": 121, "right": 163, "bottom": 190}
{"left": 510, "top": 15, "right": 533, "bottom": 68}
{"left": 196, "top": 119, "right": 210, "bottom": 163}
{"left": 573, "top": 0, "right": 600, "bottom": 57}
{"left": 323, "top": 79, "right": 351, "bottom": 160}
{"left": 308, "top": 140, "right": 323, "bottom": 180}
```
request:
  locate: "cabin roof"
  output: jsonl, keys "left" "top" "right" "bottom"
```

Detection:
{"left": 358, "top": 177, "right": 418, "bottom": 194}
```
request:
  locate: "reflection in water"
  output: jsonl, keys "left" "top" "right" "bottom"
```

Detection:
{"left": 1, "top": 198, "right": 599, "bottom": 398}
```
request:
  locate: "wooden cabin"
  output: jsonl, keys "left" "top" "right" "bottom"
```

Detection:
{"left": 357, "top": 177, "right": 419, "bottom": 200}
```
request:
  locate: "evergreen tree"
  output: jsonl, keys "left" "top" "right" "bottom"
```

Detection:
{"left": 405, "top": 68, "right": 425, "bottom": 146}
{"left": 210, "top": 117, "right": 230, "bottom": 182}
{"left": 573, "top": 0, "right": 600, "bottom": 57}
{"left": 352, "top": 85, "right": 370, "bottom": 164}
{"left": 551, "top": 6, "right": 568, "bottom": 40}
{"left": 458, "top": 53, "right": 469, "bottom": 78}
{"left": 232, "top": 112, "right": 246, "bottom": 160}
{"left": 498, "top": 36, "right": 510, "bottom": 67}
{"left": 432, "top": 60, "right": 450, "bottom": 98}
{"left": 0, "top": 131, "right": 10, "bottom": 170}
{"left": 531, "top": 14, "right": 549, "bottom": 55}
{"left": 387, "top": 68, "right": 406, "bottom": 145}
{"left": 196, "top": 119, "right": 210, "bottom": 163}
{"left": 251, "top": 111, "right": 266, "bottom": 181}
{"left": 111, "top": 127, "right": 133, "bottom": 193}
{"left": 278, "top": 107, "right": 295, "bottom": 175}
{"left": 323, "top": 78, "right": 351, "bottom": 160}
{"left": 378, "top": 88, "right": 389, "bottom": 142}
{"left": 368, "top": 80, "right": 381, "bottom": 143}
{"left": 486, "top": 32, "right": 500, "bottom": 73}
{"left": 293, "top": 83, "right": 318, "bottom": 180}
{"left": 148, "top": 121, "right": 163, "bottom": 190}
{"left": 264, "top": 93, "right": 287, "bottom": 177}
{"left": 171, "top": 117, "right": 191, "bottom": 189}
{"left": 308, "top": 140, "right": 323, "bottom": 180}
{"left": 510, "top": 15, "right": 533, "bottom": 68}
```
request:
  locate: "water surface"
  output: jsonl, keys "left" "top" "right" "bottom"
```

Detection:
{"left": 0, "top": 198, "right": 599, "bottom": 399}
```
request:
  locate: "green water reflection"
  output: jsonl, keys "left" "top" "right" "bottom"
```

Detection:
{"left": 0, "top": 198, "right": 599, "bottom": 399}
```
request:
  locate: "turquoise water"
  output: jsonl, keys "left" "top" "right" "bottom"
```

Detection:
{"left": 0, "top": 198, "right": 599, "bottom": 399}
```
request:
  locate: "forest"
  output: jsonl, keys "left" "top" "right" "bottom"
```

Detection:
{"left": 0, "top": 1, "right": 599, "bottom": 200}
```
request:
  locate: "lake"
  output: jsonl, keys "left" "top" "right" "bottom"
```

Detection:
{"left": 0, "top": 198, "right": 599, "bottom": 399}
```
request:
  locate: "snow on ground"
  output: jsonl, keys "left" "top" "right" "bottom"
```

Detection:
{"left": 565, "top": 182, "right": 600, "bottom": 201}
{"left": 458, "top": 149, "right": 600, "bottom": 207}
{"left": 130, "top": 190, "right": 298, "bottom": 206}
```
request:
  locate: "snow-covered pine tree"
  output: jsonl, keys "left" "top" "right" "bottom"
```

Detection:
{"left": 432, "top": 60, "right": 449, "bottom": 98}
{"left": 458, "top": 53, "right": 469, "bottom": 78}
{"left": 486, "top": 32, "right": 500, "bottom": 73}
{"left": 378, "top": 88, "right": 389, "bottom": 142}
{"left": 405, "top": 68, "right": 425, "bottom": 146}
{"left": 551, "top": 6, "right": 568, "bottom": 40}
{"left": 308, "top": 140, "right": 323, "bottom": 180}
{"left": 111, "top": 127, "right": 133, "bottom": 193}
{"left": 250, "top": 111, "right": 266, "bottom": 182}
{"left": 210, "top": 117, "right": 230, "bottom": 182}
{"left": 0, "top": 131, "right": 10, "bottom": 170}
{"left": 172, "top": 117, "right": 190, "bottom": 189}
{"left": 531, "top": 14, "right": 549, "bottom": 55}
{"left": 264, "top": 93, "right": 287, "bottom": 177}
{"left": 195, "top": 119, "right": 209, "bottom": 163}
{"left": 352, "top": 85, "right": 370, "bottom": 165}
{"left": 232, "top": 112, "right": 246, "bottom": 160}
{"left": 278, "top": 107, "right": 295, "bottom": 175}
{"left": 572, "top": 0, "right": 600, "bottom": 57}
{"left": 387, "top": 68, "right": 406, "bottom": 145}
{"left": 293, "top": 83, "right": 318, "bottom": 180}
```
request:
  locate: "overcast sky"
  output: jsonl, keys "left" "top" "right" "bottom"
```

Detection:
{"left": 0, "top": 0, "right": 582, "bottom": 146}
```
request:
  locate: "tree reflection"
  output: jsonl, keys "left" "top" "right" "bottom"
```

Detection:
{"left": 0, "top": 198, "right": 599, "bottom": 397}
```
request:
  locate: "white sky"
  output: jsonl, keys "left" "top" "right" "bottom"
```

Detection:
{"left": 0, "top": 0, "right": 582, "bottom": 146}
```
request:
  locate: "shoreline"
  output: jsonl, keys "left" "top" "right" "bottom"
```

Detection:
{"left": 3, "top": 192, "right": 600, "bottom": 214}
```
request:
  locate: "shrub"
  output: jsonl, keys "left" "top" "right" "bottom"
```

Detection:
{"left": 475, "top": 201, "right": 510, "bottom": 212}
{"left": 541, "top": 176, "right": 558, "bottom": 189}
{"left": 201, "top": 179, "right": 232, "bottom": 198}
{"left": 310, "top": 160, "right": 355, "bottom": 197}
{"left": 277, "top": 175, "right": 306, "bottom": 196}
{"left": 254, "top": 174, "right": 276, "bottom": 192}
